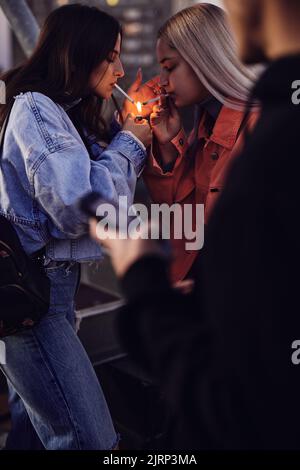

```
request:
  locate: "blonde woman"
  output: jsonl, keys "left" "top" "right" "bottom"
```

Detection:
{"left": 125, "top": 3, "right": 258, "bottom": 284}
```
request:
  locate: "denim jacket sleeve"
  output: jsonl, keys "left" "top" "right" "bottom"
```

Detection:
{"left": 17, "top": 92, "right": 146, "bottom": 239}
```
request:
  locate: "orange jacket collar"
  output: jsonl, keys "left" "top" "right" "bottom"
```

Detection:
{"left": 198, "top": 104, "right": 246, "bottom": 150}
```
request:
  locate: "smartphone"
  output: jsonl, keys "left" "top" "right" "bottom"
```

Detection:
{"left": 79, "top": 191, "right": 134, "bottom": 232}
{"left": 79, "top": 191, "right": 171, "bottom": 256}
{"left": 79, "top": 191, "right": 108, "bottom": 221}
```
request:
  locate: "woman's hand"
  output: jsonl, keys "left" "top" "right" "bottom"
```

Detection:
{"left": 89, "top": 219, "right": 164, "bottom": 278}
{"left": 173, "top": 279, "right": 195, "bottom": 295}
{"left": 150, "top": 93, "right": 182, "bottom": 145}
{"left": 121, "top": 69, "right": 161, "bottom": 119}
{"left": 122, "top": 113, "right": 152, "bottom": 148}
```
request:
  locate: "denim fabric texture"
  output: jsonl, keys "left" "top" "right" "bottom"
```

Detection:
{"left": 0, "top": 92, "right": 145, "bottom": 449}
{"left": 0, "top": 92, "right": 146, "bottom": 261}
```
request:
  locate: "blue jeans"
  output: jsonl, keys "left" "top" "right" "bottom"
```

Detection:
{"left": 0, "top": 262, "right": 118, "bottom": 450}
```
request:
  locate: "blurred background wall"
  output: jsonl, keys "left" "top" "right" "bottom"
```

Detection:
{"left": 0, "top": 0, "right": 224, "bottom": 82}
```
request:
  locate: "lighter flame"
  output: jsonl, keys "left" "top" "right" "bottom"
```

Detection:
{"left": 136, "top": 101, "right": 142, "bottom": 114}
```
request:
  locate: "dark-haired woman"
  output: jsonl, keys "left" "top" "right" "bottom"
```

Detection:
{"left": 0, "top": 4, "right": 151, "bottom": 450}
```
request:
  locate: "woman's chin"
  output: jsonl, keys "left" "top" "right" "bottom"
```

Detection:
{"left": 94, "top": 90, "right": 111, "bottom": 100}
{"left": 173, "top": 98, "right": 182, "bottom": 107}
{"left": 170, "top": 95, "right": 181, "bottom": 107}
{"left": 175, "top": 98, "right": 192, "bottom": 108}
{"left": 101, "top": 93, "right": 111, "bottom": 100}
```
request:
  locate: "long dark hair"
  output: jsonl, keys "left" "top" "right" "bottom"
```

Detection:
{"left": 0, "top": 4, "right": 122, "bottom": 147}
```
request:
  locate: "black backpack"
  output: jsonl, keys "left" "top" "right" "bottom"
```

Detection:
{"left": 0, "top": 111, "right": 50, "bottom": 338}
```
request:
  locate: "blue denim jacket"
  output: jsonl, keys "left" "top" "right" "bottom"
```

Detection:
{"left": 0, "top": 92, "right": 146, "bottom": 261}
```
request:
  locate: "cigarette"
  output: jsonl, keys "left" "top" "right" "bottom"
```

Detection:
{"left": 114, "top": 84, "right": 135, "bottom": 104}
{"left": 142, "top": 95, "right": 169, "bottom": 106}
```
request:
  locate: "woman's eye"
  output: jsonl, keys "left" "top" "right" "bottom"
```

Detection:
{"left": 107, "top": 54, "right": 118, "bottom": 63}
{"left": 165, "top": 66, "right": 175, "bottom": 72}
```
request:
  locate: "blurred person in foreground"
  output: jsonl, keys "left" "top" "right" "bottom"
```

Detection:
{"left": 90, "top": 0, "right": 300, "bottom": 450}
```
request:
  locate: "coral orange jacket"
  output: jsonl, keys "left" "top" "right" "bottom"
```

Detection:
{"left": 143, "top": 104, "right": 258, "bottom": 283}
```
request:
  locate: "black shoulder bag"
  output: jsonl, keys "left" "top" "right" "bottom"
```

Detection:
{"left": 0, "top": 111, "right": 50, "bottom": 338}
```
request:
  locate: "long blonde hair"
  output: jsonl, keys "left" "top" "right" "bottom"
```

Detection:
{"left": 158, "top": 3, "right": 258, "bottom": 110}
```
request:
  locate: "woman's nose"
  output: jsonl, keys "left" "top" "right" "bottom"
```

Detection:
{"left": 160, "top": 71, "right": 169, "bottom": 87}
{"left": 115, "top": 60, "right": 125, "bottom": 78}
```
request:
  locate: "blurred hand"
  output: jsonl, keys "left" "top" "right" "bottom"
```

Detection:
{"left": 121, "top": 69, "right": 161, "bottom": 120}
{"left": 150, "top": 92, "right": 182, "bottom": 145}
{"left": 173, "top": 279, "right": 195, "bottom": 295}
{"left": 122, "top": 113, "right": 152, "bottom": 148}
{"left": 89, "top": 218, "right": 165, "bottom": 278}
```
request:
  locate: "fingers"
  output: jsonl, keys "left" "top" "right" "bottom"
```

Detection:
{"left": 173, "top": 279, "right": 195, "bottom": 295}
{"left": 150, "top": 112, "right": 166, "bottom": 127}
{"left": 132, "top": 67, "right": 143, "bottom": 92}
{"left": 150, "top": 114, "right": 159, "bottom": 126}
{"left": 150, "top": 110, "right": 163, "bottom": 120}
{"left": 124, "top": 112, "right": 134, "bottom": 122}
{"left": 140, "top": 105, "right": 153, "bottom": 118}
{"left": 134, "top": 117, "right": 148, "bottom": 125}
{"left": 150, "top": 102, "right": 169, "bottom": 127}
{"left": 151, "top": 107, "right": 168, "bottom": 118}
{"left": 89, "top": 218, "right": 109, "bottom": 245}
{"left": 168, "top": 96, "right": 177, "bottom": 112}
{"left": 125, "top": 113, "right": 151, "bottom": 124}
{"left": 120, "top": 100, "right": 137, "bottom": 121}
{"left": 114, "top": 111, "right": 121, "bottom": 124}
{"left": 89, "top": 218, "right": 98, "bottom": 241}
{"left": 145, "top": 75, "right": 161, "bottom": 92}
{"left": 152, "top": 102, "right": 169, "bottom": 114}
{"left": 159, "top": 93, "right": 168, "bottom": 109}
{"left": 166, "top": 96, "right": 179, "bottom": 119}
{"left": 125, "top": 68, "right": 143, "bottom": 98}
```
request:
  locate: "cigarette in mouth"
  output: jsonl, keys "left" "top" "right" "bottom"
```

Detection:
{"left": 114, "top": 84, "right": 135, "bottom": 104}
{"left": 142, "top": 95, "right": 169, "bottom": 106}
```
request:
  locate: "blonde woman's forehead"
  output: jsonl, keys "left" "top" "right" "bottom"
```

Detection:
{"left": 156, "top": 38, "right": 179, "bottom": 63}
{"left": 156, "top": 4, "right": 257, "bottom": 108}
